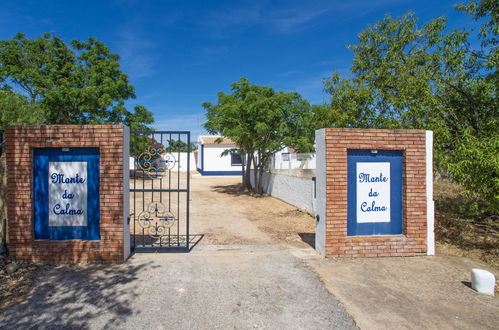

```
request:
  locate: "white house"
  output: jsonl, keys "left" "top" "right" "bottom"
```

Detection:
{"left": 196, "top": 136, "right": 243, "bottom": 175}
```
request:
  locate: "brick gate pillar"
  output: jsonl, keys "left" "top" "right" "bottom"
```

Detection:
{"left": 5, "top": 125, "right": 130, "bottom": 263}
{"left": 315, "top": 128, "right": 434, "bottom": 258}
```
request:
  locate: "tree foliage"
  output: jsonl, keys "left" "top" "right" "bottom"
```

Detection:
{"left": 165, "top": 139, "right": 197, "bottom": 152}
{"left": 203, "top": 77, "right": 313, "bottom": 193}
{"left": 0, "top": 33, "right": 154, "bottom": 130}
{"left": 0, "top": 90, "right": 42, "bottom": 128}
{"left": 320, "top": 0, "right": 498, "bottom": 213}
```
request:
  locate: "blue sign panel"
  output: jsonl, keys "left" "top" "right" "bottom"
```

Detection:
{"left": 33, "top": 148, "right": 100, "bottom": 240}
{"left": 347, "top": 150, "right": 403, "bottom": 236}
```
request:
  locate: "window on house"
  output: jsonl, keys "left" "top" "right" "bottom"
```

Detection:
{"left": 231, "top": 152, "right": 243, "bottom": 166}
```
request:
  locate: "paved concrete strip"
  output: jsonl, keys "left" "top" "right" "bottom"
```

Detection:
{"left": 190, "top": 244, "right": 285, "bottom": 254}
{"left": 0, "top": 245, "right": 358, "bottom": 330}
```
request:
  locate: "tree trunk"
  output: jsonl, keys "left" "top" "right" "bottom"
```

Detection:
{"left": 257, "top": 167, "right": 265, "bottom": 195}
{"left": 244, "top": 154, "right": 252, "bottom": 190}
{"left": 252, "top": 155, "right": 258, "bottom": 194}
{"left": 254, "top": 169, "right": 260, "bottom": 195}
{"left": 241, "top": 152, "right": 246, "bottom": 188}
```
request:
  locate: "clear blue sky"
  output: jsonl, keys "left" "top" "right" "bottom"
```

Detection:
{"left": 1, "top": 0, "right": 472, "bottom": 138}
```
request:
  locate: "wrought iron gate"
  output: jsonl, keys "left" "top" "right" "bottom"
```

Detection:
{"left": 130, "top": 131, "right": 190, "bottom": 252}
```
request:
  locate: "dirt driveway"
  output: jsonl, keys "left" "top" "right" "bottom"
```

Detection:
{"left": 190, "top": 176, "right": 315, "bottom": 246}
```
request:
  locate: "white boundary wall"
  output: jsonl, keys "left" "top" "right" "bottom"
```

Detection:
{"left": 170, "top": 152, "right": 196, "bottom": 172}
{"left": 129, "top": 152, "right": 196, "bottom": 172}
{"left": 273, "top": 152, "right": 316, "bottom": 170}
{"left": 250, "top": 170, "right": 315, "bottom": 214}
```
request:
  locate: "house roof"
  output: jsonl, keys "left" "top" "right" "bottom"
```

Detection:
{"left": 198, "top": 135, "right": 237, "bottom": 146}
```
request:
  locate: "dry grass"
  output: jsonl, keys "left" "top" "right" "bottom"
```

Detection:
{"left": 434, "top": 180, "right": 498, "bottom": 268}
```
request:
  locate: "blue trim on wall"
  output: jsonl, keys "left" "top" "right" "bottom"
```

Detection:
{"left": 33, "top": 148, "right": 100, "bottom": 240}
{"left": 197, "top": 169, "right": 242, "bottom": 176}
{"left": 347, "top": 149, "right": 403, "bottom": 236}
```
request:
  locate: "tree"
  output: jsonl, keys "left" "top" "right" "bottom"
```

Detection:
{"left": 0, "top": 32, "right": 154, "bottom": 129}
{"left": 131, "top": 137, "right": 196, "bottom": 158}
{"left": 320, "top": 0, "right": 498, "bottom": 213}
{"left": 0, "top": 90, "right": 43, "bottom": 128}
{"left": 165, "top": 139, "right": 197, "bottom": 152}
{"left": 203, "top": 77, "right": 313, "bottom": 194}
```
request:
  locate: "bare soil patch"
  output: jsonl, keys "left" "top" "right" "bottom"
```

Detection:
{"left": 244, "top": 196, "right": 315, "bottom": 243}
{"left": 192, "top": 176, "right": 315, "bottom": 246}
{"left": 0, "top": 261, "right": 44, "bottom": 310}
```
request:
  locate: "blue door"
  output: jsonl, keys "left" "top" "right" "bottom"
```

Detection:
{"left": 33, "top": 148, "right": 100, "bottom": 240}
{"left": 347, "top": 150, "right": 403, "bottom": 236}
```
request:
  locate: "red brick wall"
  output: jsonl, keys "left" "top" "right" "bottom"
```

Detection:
{"left": 5, "top": 125, "right": 126, "bottom": 263}
{"left": 324, "top": 128, "right": 428, "bottom": 257}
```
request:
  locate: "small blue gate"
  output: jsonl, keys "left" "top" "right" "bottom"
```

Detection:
{"left": 347, "top": 149, "right": 403, "bottom": 236}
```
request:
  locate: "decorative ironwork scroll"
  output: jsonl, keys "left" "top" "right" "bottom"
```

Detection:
{"left": 136, "top": 145, "right": 176, "bottom": 178}
{"left": 137, "top": 202, "right": 177, "bottom": 238}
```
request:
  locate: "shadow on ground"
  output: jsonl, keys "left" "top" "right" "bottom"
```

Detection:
{"left": 130, "top": 234, "right": 204, "bottom": 252}
{"left": 0, "top": 260, "right": 156, "bottom": 328}
{"left": 211, "top": 184, "right": 248, "bottom": 196}
{"left": 299, "top": 233, "right": 315, "bottom": 249}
